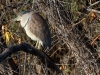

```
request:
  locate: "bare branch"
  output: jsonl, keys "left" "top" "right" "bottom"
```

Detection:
{"left": 87, "top": 1, "right": 100, "bottom": 14}
{"left": 87, "top": 8, "right": 100, "bottom": 14}
{"left": 0, "top": 43, "right": 62, "bottom": 74}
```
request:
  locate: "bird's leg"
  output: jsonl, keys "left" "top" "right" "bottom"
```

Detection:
{"left": 38, "top": 41, "right": 41, "bottom": 50}
{"left": 35, "top": 41, "right": 38, "bottom": 48}
{"left": 35, "top": 41, "right": 41, "bottom": 50}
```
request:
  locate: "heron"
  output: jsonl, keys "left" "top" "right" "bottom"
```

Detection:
{"left": 13, "top": 11, "right": 51, "bottom": 49}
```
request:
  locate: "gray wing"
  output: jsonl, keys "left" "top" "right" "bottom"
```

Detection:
{"left": 28, "top": 13, "right": 51, "bottom": 47}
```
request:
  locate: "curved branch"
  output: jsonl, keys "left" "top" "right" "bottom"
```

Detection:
{"left": 0, "top": 43, "right": 62, "bottom": 74}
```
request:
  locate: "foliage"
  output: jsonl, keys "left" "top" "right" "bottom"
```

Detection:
{"left": 0, "top": 0, "right": 100, "bottom": 75}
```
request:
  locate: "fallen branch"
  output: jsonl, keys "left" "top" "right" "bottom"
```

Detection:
{"left": 0, "top": 42, "right": 62, "bottom": 74}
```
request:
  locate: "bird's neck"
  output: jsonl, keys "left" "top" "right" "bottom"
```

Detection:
{"left": 20, "top": 13, "right": 31, "bottom": 28}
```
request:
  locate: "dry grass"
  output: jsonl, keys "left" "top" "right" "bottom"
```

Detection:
{"left": 0, "top": 0, "right": 100, "bottom": 75}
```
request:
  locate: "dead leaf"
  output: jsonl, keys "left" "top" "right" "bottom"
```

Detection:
{"left": 90, "top": 12, "right": 96, "bottom": 22}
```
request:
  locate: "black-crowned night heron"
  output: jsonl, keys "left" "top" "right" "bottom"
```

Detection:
{"left": 13, "top": 11, "right": 51, "bottom": 49}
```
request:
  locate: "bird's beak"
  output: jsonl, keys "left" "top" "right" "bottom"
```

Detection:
{"left": 13, "top": 17, "right": 17, "bottom": 21}
{"left": 13, "top": 17, "right": 18, "bottom": 21}
{"left": 11, "top": 16, "right": 20, "bottom": 22}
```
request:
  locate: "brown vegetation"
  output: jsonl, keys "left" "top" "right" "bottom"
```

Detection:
{"left": 0, "top": 0, "right": 100, "bottom": 75}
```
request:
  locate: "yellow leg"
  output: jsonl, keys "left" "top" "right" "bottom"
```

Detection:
{"left": 35, "top": 41, "right": 38, "bottom": 48}
{"left": 38, "top": 41, "right": 41, "bottom": 50}
{"left": 35, "top": 41, "right": 41, "bottom": 50}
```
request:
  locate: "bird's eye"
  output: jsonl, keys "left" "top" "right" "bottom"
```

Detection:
{"left": 20, "top": 14, "right": 22, "bottom": 17}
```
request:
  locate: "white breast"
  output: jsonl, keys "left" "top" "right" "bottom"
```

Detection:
{"left": 24, "top": 23, "right": 43, "bottom": 46}
{"left": 25, "top": 26, "right": 38, "bottom": 41}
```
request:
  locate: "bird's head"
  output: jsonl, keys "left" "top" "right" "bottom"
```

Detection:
{"left": 12, "top": 11, "right": 31, "bottom": 22}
